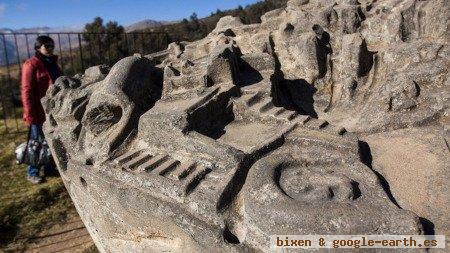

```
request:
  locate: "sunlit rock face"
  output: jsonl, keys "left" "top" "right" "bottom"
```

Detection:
{"left": 42, "top": 0, "right": 448, "bottom": 252}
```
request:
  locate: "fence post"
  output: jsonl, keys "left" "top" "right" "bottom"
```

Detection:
{"left": 0, "top": 31, "right": 171, "bottom": 133}
{"left": 140, "top": 33, "right": 145, "bottom": 54}
{"left": 68, "top": 34, "right": 75, "bottom": 74}
{"left": 25, "top": 34, "right": 31, "bottom": 58}
{"left": 0, "top": 76, "right": 10, "bottom": 134}
{"left": 124, "top": 33, "right": 129, "bottom": 56}
{"left": 87, "top": 33, "right": 94, "bottom": 66}
{"left": 1, "top": 34, "right": 20, "bottom": 131}
{"left": 56, "top": 34, "right": 65, "bottom": 74}
{"left": 77, "top": 33, "right": 84, "bottom": 70}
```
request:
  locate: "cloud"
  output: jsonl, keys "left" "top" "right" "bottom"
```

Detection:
{"left": 16, "top": 3, "right": 27, "bottom": 11}
{"left": 0, "top": 4, "right": 6, "bottom": 17}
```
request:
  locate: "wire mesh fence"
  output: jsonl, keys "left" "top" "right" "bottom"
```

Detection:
{"left": 0, "top": 32, "right": 170, "bottom": 134}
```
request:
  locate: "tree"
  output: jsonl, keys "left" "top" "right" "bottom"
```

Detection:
{"left": 189, "top": 12, "right": 200, "bottom": 34}
{"left": 105, "top": 21, "right": 128, "bottom": 62}
{"left": 83, "top": 17, "right": 127, "bottom": 65}
{"left": 83, "top": 17, "right": 106, "bottom": 38}
{"left": 83, "top": 17, "right": 106, "bottom": 64}
{"left": 190, "top": 12, "right": 198, "bottom": 22}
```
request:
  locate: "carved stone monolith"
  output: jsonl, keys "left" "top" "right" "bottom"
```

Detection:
{"left": 42, "top": 0, "right": 449, "bottom": 252}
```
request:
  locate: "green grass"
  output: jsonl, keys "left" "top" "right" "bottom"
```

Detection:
{"left": 0, "top": 108, "right": 25, "bottom": 135}
{"left": 0, "top": 119, "right": 76, "bottom": 250}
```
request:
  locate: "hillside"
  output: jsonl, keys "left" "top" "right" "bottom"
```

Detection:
{"left": 136, "top": 0, "right": 289, "bottom": 41}
{"left": 0, "top": 26, "right": 83, "bottom": 66}
{"left": 125, "top": 19, "right": 174, "bottom": 32}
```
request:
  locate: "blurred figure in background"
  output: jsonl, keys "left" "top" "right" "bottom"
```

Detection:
{"left": 21, "top": 35, "right": 62, "bottom": 184}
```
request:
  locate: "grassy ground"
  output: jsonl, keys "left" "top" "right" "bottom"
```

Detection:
{"left": 0, "top": 118, "right": 94, "bottom": 251}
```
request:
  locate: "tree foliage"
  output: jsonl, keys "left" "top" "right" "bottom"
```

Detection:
{"left": 78, "top": 0, "right": 288, "bottom": 70}
{"left": 144, "top": 0, "right": 289, "bottom": 42}
{"left": 83, "top": 17, "right": 128, "bottom": 65}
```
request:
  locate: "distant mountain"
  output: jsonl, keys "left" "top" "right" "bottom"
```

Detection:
{"left": 126, "top": 19, "right": 174, "bottom": 32}
{"left": 0, "top": 28, "right": 14, "bottom": 34}
{"left": 14, "top": 26, "right": 53, "bottom": 33}
{"left": 1, "top": 26, "right": 83, "bottom": 34}
{"left": 0, "top": 26, "right": 83, "bottom": 66}
{"left": 0, "top": 21, "right": 174, "bottom": 66}
{"left": 0, "top": 37, "right": 17, "bottom": 66}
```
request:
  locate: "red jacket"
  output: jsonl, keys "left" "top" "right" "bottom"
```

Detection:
{"left": 21, "top": 56, "right": 60, "bottom": 125}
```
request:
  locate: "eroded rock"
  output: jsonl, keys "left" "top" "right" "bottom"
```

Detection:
{"left": 365, "top": 127, "right": 450, "bottom": 237}
{"left": 42, "top": 0, "right": 449, "bottom": 252}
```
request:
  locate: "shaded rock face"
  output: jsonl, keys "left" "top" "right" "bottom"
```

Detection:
{"left": 42, "top": 0, "right": 448, "bottom": 252}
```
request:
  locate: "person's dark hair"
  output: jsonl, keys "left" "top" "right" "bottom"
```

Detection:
{"left": 34, "top": 35, "right": 55, "bottom": 51}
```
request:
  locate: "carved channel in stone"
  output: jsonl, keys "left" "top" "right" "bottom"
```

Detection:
{"left": 153, "top": 159, "right": 181, "bottom": 176}
{"left": 185, "top": 166, "right": 212, "bottom": 195}
{"left": 116, "top": 150, "right": 144, "bottom": 165}
{"left": 171, "top": 161, "right": 197, "bottom": 180}
{"left": 114, "top": 149, "right": 211, "bottom": 194}
{"left": 259, "top": 100, "right": 274, "bottom": 113}
{"left": 142, "top": 154, "right": 170, "bottom": 172}
{"left": 245, "top": 93, "right": 262, "bottom": 107}
{"left": 127, "top": 153, "right": 153, "bottom": 170}
{"left": 241, "top": 93, "right": 300, "bottom": 122}
{"left": 276, "top": 162, "right": 362, "bottom": 202}
{"left": 115, "top": 150, "right": 212, "bottom": 195}
{"left": 273, "top": 107, "right": 287, "bottom": 116}
{"left": 83, "top": 104, "right": 123, "bottom": 137}
{"left": 304, "top": 118, "right": 329, "bottom": 130}
{"left": 51, "top": 138, "right": 69, "bottom": 171}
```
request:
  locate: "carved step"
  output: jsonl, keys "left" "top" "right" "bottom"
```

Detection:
{"left": 116, "top": 150, "right": 143, "bottom": 165}
{"left": 139, "top": 154, "right": 170, "bottom": 172}
{"left": 154, "top": 159, "right": 181, "bottom": 176}
{"left": 296, "top": 115, "right": 312, "bottom": 124}
{"left": 184, "top": 165, "right": 212, "bottom": 195}
{"left": 305, "top": 118, "right": 329, "bottom": 129}
{"left": 243, "top": 94, "right": 303, "bottom": 122}
{"left": 324, "top": 125, "right": 348, "bottom": 136}
{"left": 264, "top": 107, "right": 283, "bottom": 118}
{"left": 170, "top": 161, "right": 197, "bottom": 180}
{"left": 274, "top": 107, "right": 287, "bottom": 116}
{"left": 245, "top": 93, "right": 262, "bottom": 107}
{"left": 258, "top": 100, "right": 274, "bottom": 113}
{"left": 336, "top": 127, "right": 347, "bottom": 135}
{"left": 246, "top": 94, "right": 274, "bottom": 110}
{"left": 277, "top": 110, "right": 298, "bottom": 121}
{"left": 126, "top": 153, "right": 153, "bottom": 170}
{"left": 302, "top": 118, "right": 347, "bottom": 136}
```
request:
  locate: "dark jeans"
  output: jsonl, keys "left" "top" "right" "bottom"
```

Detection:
{"left": 26, "top": 124, "right": 56, "bottom": 177}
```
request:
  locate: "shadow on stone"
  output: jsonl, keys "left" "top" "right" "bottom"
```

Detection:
{"left": 186, "top": 90, "right": 236, "bottom": 140}
{"left": 351, "top": 181, "right": 362, "bottom": 200}
{"left": 236, "top": 60, "right": 263, "bottom": 87}
{"left": 223, "top": 225, "right": 240, "bottom": 244}
{"left": 273, "top": 79, "right": 318, "bottom": 118}
{"left": 268, "top": 34, "right": 318, "bottom": 118}
{"left": 419, "top": 217, "right": 435, "bottom": 235}
{"left": 314, "top": 29, "right": 331, "bottom": 78}
{"left": 358, "top": 140, "right": 402, "bottom": 208}
{"left": 358, "top": 40, "right": 376, "bottom": 77}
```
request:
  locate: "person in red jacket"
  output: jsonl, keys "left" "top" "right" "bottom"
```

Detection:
{"left": 21, "top": 35, "right": 62, "bottom": 184}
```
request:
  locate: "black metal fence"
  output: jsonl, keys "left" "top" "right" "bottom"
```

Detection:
{"left": 0, "top": 32, "right": 170, "bottom": 134}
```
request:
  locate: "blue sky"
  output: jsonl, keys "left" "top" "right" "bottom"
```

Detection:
{"left": 0, "top": 0, "right": 260, "bottom": 30}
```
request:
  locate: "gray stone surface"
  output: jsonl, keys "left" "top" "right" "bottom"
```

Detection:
{"left": 365, "top": 127, "right": 450, "bottom": 237}
{"left": 42, "top": 0, "right": 448, "bottom": 252}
